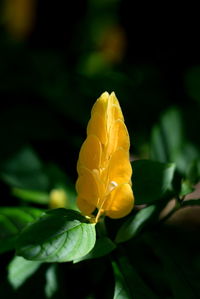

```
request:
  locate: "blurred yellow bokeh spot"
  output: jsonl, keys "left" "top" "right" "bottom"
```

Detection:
{"left": 49, "top": 189, "right": 69, "bottom": 209}
{"left": 3, "top": 0, "right": 35, "bottom": 39}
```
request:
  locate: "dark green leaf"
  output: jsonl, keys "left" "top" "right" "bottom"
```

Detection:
{"left": 185, "top": 66, "right": 200, "bottom": 103}
{"left": 74, "top": 237, "right": 116, "bottom": 263}
{"left": 0, "top": 147, "right": 49, "bottom": 191}
{"left": 116, "top": 205, "right": 156, "bottom": 243}
{"left": 150, "top": 108, "right": 200, "bottom": 177}
{"left": 45, "top": 264, "right": 58, "bottom": 298}
{"left": 8, "top": 256, "right": 41, "bottom": 289}
{"left": 0, "top": 207, "right": 43, "bottom": 253}
{"left": 150, "top": 108, "right": 183, "bottom": 163}
{"left": 16, "top": 209, "right": 96, "bottom": 262}
{"left": 112, "top": 261, "right": 131, "bottom": 299}
{"left": 186, "top": 158, "right": 200, "bottom": 184}
{"left": 116, "top": 251, "right": 159, "bottom": 299}
{"left": 145, "top": 235, "right": 199, "bottom": 299}
{"left": 132, "top": 160, "right": 175, "bottom": 204}
{"left": 175, "top": 143, "right": 200, "bottom": 175}
{"left": 181, "top": 199, "right": 200, "bottom": 207}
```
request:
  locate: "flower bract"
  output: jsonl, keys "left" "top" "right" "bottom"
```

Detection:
{"left": 76, "top": 92, "right": 134, "bottom": 222}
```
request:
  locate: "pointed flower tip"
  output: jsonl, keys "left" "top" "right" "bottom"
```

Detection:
{"left": 100, "top": 91, "right": 109, "bottom": 99}
{"left": 110, "top": 91, "right": 116, "bottom": 96}
{"left": 100, "top": 91, "right": 116, "bottom": 98}
{"left": 76, "top": 92, "right": 134, "bottom": 221}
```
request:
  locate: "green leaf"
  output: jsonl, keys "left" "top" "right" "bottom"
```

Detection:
{"left": 132, "top": 160, "right": 175, "bottom": 204}
{"left": 16, "top": 209, "right": 96, "bottom": 262}
{"left": 12, "top": 188, "right": 49, "bottom": 204}
{"left": 116, "top": 252, "right": 159, "bottom": 299}
{"left": 45, "top": 264, "right": 58, "bottom": 298}
{"left": 145, "top": 235, "right": 199, "bottom": 299}
{"left": 74, "top": 237, "right": 116, "bottom": 263}
{"left": 116, "top": 205, "right": 156, "bottom": 243}
{"left": 8, "top": 256, "right": 41, "bottom": 289}
{"left": 112, "top": 261, "right": 131, "bottom": 299}
{"left": 0, "top": 207, "right": 43, "bottom": 253}
{"left": 150, "top": 109, "right": 200, "bottom": 177}
{"left": 150, "top": 108, "right": 183, "bottom": 163}
{"left": 0, "top": 147, "right": 49, "bottom": 191}
{"left": 175, "top": 143, "right": 200, "bottom": 176}
{"left": 186, "top": 158, "right": 200, "bottom": 184}
{"left": 179, "top": 179, "right": 194, "bottom": 197}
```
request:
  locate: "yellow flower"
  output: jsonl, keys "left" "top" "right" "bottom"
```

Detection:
{"left": 76, "top": 92, "right": 134, "bottom": 222}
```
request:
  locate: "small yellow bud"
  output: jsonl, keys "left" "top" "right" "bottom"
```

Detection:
{"left": 49, "top": 189, "right": 68, "bottom": 209}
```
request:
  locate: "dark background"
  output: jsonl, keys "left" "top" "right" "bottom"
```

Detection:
{"left": 0, "top": 0, "right": 199, "bottom": 183}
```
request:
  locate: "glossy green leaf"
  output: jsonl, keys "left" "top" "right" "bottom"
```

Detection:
{"left": 0, "top": 207, "right": 43, "bottom": 253}
{"left": 16, "top": 209, "right": 96, "bottom": 262}
{"left": 112, "top": 261, "right": 131, "bottom": 299}
{"left": 8, "top": 256, "right": 41, "bottom": 289}
{"left": 0, "top": 147, "right": 49, "bottom": 191}
{"left": 116, "top": 205, "right": 156, "bottom": 243}
{"left": 45, "top": 264, "right": 58, "bottom": 298}
{"left": 132, "top": 160, "right": 175, "bottom": 204}
{"left": 74, "top": 237, "right": 116, "bottom": 263}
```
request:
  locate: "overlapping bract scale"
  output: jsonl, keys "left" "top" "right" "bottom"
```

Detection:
{"left": 76, "top": 92, "right": 134, "bottom": 221}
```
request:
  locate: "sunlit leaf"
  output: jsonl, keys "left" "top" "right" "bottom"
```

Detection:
{"left": 16, "top": 209, "right": 96, "bottom": 262}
